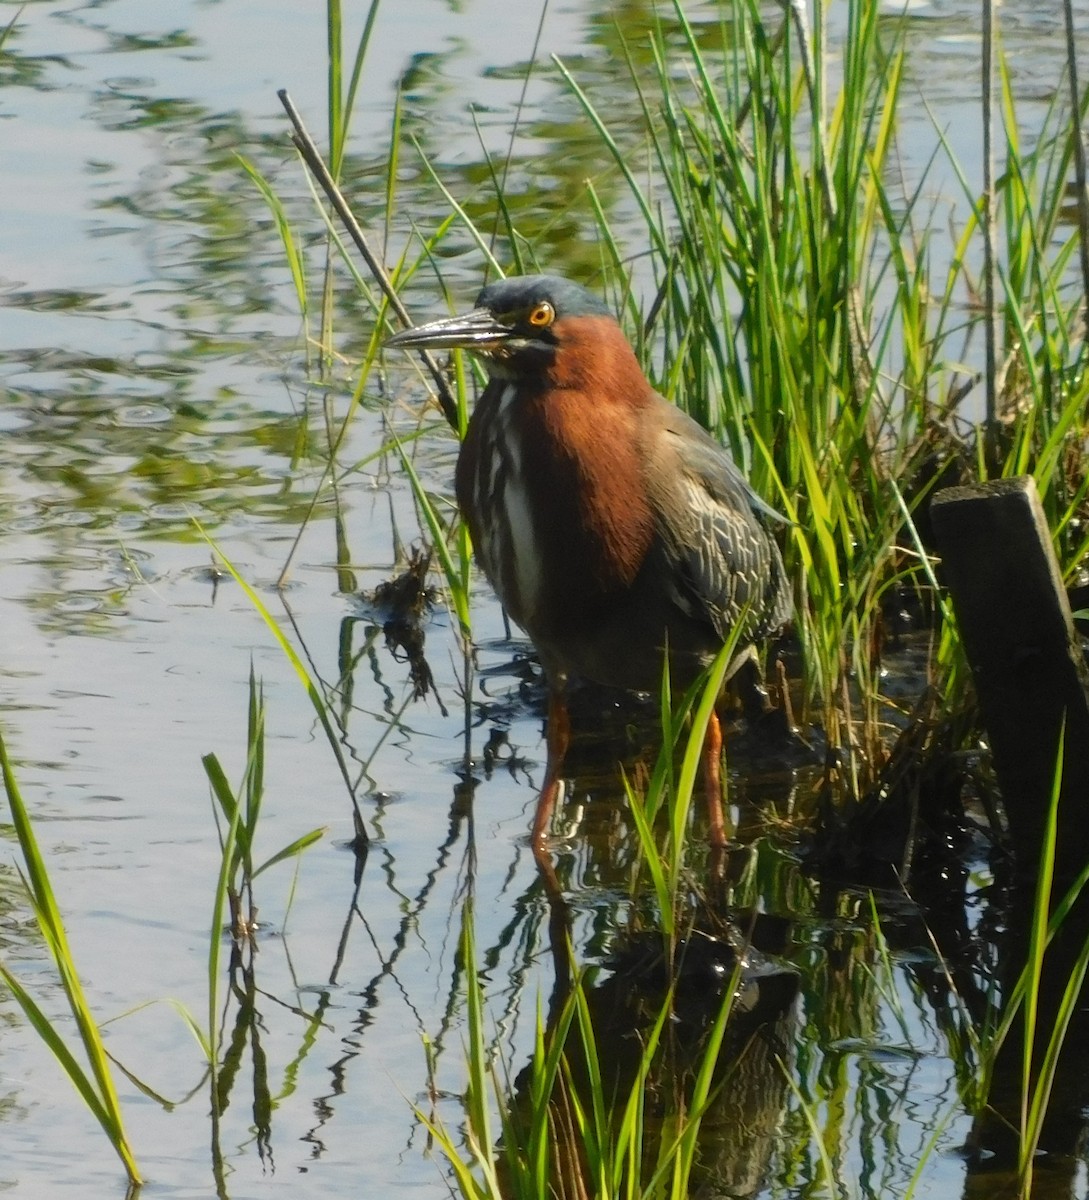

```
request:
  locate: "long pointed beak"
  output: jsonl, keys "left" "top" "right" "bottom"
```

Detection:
{"left": 385, "top": 307, "right": 511, "bottom": 353}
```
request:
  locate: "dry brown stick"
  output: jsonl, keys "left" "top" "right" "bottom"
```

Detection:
{"left": 277, "top": 88, "right": 460, "bottom": 431}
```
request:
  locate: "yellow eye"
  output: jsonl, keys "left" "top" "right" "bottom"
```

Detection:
{"left": 528, "top": 301, "right": 555, "bottom": 328}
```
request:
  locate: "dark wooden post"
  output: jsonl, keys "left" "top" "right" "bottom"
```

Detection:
{"left": 930, "top": 475, "right": 1089, "bottom": 880}
{"left": 934, "top": 477, "right": 1089, "bottom": 1188}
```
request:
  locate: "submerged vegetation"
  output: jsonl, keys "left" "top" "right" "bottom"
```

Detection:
{"left": 3, "top": 0, "right": 1089, "bottom": 1196}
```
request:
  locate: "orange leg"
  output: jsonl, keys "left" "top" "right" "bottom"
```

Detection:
{"left": 776, "top": 657, "right": 797, "bottom": 734}
{"left": 532, "top": 686, "right": 571, "bottom": 851}
{"left": 701, "top": 708, "right": 729, "bottom": 848}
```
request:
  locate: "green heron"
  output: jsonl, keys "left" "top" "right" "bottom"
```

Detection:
{"left": 387, "top": 275, "right": 791, "bottom": 851}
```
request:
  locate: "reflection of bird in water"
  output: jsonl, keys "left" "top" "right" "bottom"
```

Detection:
{"left": 512, "top": 920, "right": 798, "bottom": 1198}
{"left": 388, "top": 274, "right": 791, "bottom": 851}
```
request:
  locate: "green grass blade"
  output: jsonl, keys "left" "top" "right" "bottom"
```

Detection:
{"left": 236, "top": 154, "right": 309, "bottom": 329}
{"left": 0, "top": 730, "right": 142, "bottom": 1185}
{"left": 252, "top": 828, "right": 326, "bottom": 880}
{"left": 193, "top": 520, "right": 366, "bottom": 836}
{"left": 0, "top": 959, "right": 115, "bottom": 1132}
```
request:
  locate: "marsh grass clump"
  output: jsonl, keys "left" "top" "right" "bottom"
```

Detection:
{"left": 408, "top": 6, "right": 1082, "bottom": 806}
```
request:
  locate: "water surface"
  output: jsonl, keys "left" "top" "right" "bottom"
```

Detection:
{"left": 1, "top": 1, "right": 1086, "bottom": 1197}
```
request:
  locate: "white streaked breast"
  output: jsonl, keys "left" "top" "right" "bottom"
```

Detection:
{"left": 473, "top": 384, "right": 542, "bottom": 627}
{"left": 501, "top": 437, "right": 541, "bottom": 625}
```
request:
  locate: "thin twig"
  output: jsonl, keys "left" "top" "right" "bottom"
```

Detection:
{"left": 981, "top": 0, "right": 999, "bottom": 436}
{"left": 277, "top": 88, "right": 460, "bottom": 431}
{"left": 1062, "top": 0, "right": 1089, "bottom": 318}
{"left": 788, "top": 0, "right": 836, "bottom": 221}
{"left": 489, "top": 0, "right": 551, "bottom": 264}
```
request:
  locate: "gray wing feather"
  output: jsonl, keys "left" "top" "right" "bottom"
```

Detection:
{"left": 649, "top": 421, "right": 791, "bottom": 641}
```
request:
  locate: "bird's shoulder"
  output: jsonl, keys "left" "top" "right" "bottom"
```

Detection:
{"left": 642, "top": 394, "right": 783, "bottom": 522}
{"left": 639, "top": 396, "right": 789, "bottom": 636}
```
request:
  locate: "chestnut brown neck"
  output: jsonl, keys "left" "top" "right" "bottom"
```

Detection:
{"left": 474, "top": 315, "right": 659, "bottom": 635}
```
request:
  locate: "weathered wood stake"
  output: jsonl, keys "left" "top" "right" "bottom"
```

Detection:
{"left": 930, "top": 475, "right": 1089, "bottom": 879}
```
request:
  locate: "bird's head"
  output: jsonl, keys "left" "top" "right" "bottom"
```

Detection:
{"left": 385, "top": 275, "right": 615, "bottom": 381}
